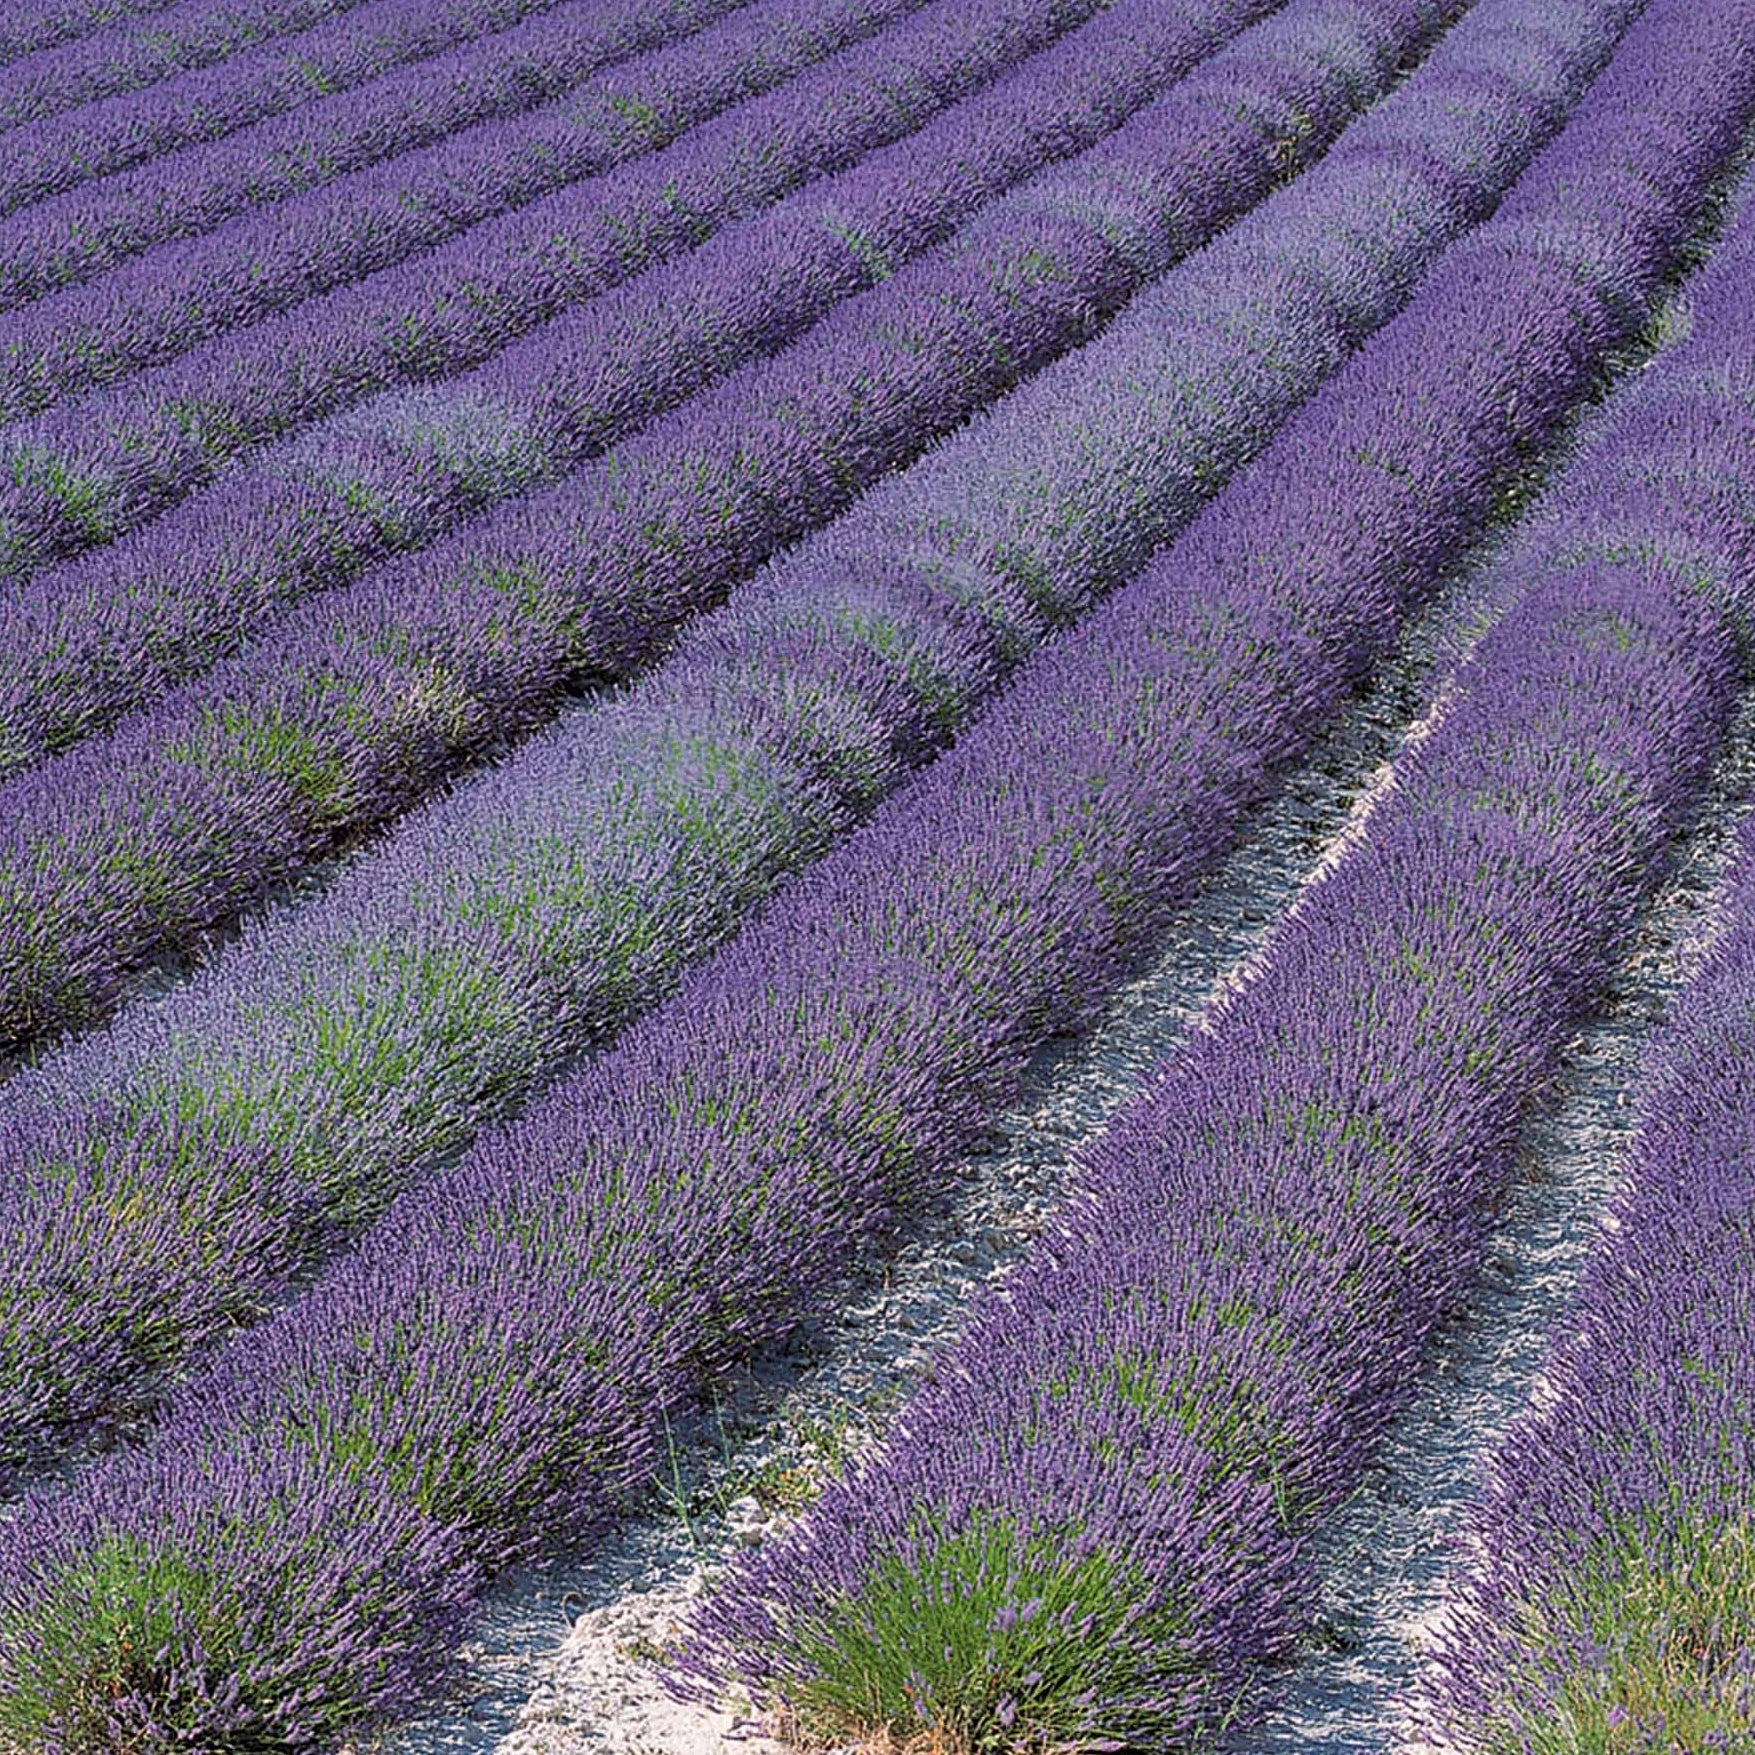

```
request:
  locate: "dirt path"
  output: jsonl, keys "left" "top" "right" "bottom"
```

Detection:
{"left": 1229, "top": 690, "right": 1755, "bottom": 1755}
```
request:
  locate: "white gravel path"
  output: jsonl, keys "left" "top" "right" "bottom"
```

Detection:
{"left": 1229, "top": 683, "right": 1755, "bottom": 1755}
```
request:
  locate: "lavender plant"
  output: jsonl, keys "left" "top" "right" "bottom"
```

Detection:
{"left": 0, "top": 0, "right": 1235, "bottom": 590}
{"left": 0, "top": 0, "right": 758, "bottom": 305}
{"left": 0, "top": 0, "right": 182, "bottom": 67}
{"left": 1411, "top": 253, "right": 1755, "bottom": 1755}
{"left": 0, "top": 0, "right": 556, "bottom": 141}
{"left": 0, "top": 0, "right": 1120, "bottom": 438}
{"left": 0, "top": 0, "right": 1499, "bottom": 1436}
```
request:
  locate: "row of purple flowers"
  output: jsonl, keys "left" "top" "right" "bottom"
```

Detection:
{"left": 0, "top": 0, "right": 757, "bottom": 306}
{"left": 0, "top": 0, "right": 1369, "bottom": 1046}
{"left": 0, "top": 0, "right": 1489, "bottom": 1448}
{"left": 0, "top": 0, "right": 1105, "bottom": 453}
{"left": 0, "top": 0, "right": 1257, "bottom": 753}
{"left": 1415, "top": 203, "right": 1755, "bottom": 1751}
{"left": 0, "top": 0, "right": 566, "bottom": 159}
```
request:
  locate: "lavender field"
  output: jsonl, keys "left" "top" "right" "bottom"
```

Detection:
{"left": 0, "top": 0, "right": 1751, "bottom": 1747}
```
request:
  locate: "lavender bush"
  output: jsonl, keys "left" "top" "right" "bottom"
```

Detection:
{"left": 0, "top": 0, "right": 1423, "bottom": 1054}
{"left": 1411, "top": 244, "right": 1755, "bottom": 1755}
{"left": 0, "top": 0, "right": 1242, "bottom": 598}
{"left": 0, "top": 0, "right": 1505, "bottom": 1437}
{"left": 0, "top": 0, "right": 1602, "bottom": 1056}
{"left": 0, "top": 0, "right": 560, "bottom": 147}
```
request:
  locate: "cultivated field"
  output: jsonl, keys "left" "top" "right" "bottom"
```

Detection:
{"left": 0, "top": 0, "right": 1750, "bottom": 1747}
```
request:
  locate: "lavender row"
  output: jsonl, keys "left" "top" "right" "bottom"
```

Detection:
{"left": 0, "top": 0, "right": 676, "bottom": 198}
{"left": 680, "top": 208, "right": 1755, "bottom": 1746}
{"left": 0, "top": 0, "right": 1218, "bottom": 643}
{"left": 0, "top": 1, "right": 1741, "bottom": 1742}
{"left": 2, "top": 0, "right": 889, "bottom": 386}
{"left": 0, "top": 0, "right": 1491, "bottom": 1437}
{"left": 1422, "top": 779, "right": 1755, "bottom": 1744}
{"left": 1413, "top": 269, "right": 1755, "bottom": 1753}
{"left": 0, "top": 0, "right": 179, "bottom": 67}
{"left": 0, "top": 0, "right": 376, "bottom": 130}
{"left": 0, "top": 0, "right": 1629, "bottom": 1050}
{"left": 0, "top": 0, "right": 1333, "bottom": 1010}
{"left": 0, "top": 0, "right": 767, "bottom": 308}
{"left": 0, "top": 0, "right": 1108, "bottom": 557}
{"left": 0, "top": 0, "right": 930, "bottom": 427}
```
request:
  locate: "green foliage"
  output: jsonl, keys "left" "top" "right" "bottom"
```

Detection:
{"left": 1484, "top": 1517, "right": 1755, "bottom": 1753}
{"left": 0, "top": 1537, "right": 191, "bottom": 1750}
{"left": 171, "top": 699, "right": 356, "bottom": 825}
{"left": 780, "top": 1515, "right": 1155, "bottom": 1752}
{"left": 8, "top": 445, "right": 116, "bottom": 544}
